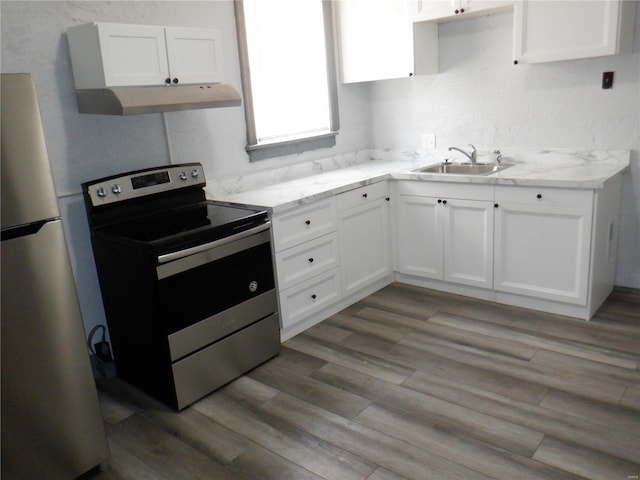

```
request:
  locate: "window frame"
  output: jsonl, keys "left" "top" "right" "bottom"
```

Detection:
{"left": 234, "top": 0, "right": 340, "bottom": 162}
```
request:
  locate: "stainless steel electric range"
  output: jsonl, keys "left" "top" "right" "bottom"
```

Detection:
{"left": 83, "top": 163, "right": 280, "bottom": 410}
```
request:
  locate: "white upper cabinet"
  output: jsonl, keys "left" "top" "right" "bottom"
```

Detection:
{"left": 513, "top": 0, "right": 637, "bottom": 64}
{"left": 67, "top": 23, "right": 223, "bottom": 88}
{"left": 335, "top": 0, "right": 438, "bottom": 82}
{"left": 164, "top": 27, "right": 223, "bottom": 85}
{"left": 410, "top": 0, "right": 513, "bottom": 23}
{"left": 336, "top": 0, "right": 413, "bottom": 82}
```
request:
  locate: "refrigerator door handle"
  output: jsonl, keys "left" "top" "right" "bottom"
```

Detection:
{"left": 1, "top": 217, "right": 59, "bottom": 242}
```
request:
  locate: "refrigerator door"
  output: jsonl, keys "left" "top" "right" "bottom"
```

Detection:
{"left": 1, "top": 73, "right": 60, "bottom": 229}
{"left": 1, "top": 219, "right": 110, "bottom": 479}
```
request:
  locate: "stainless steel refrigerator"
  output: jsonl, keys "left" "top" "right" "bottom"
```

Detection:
{"left": 1, "top": 73, "right": 110, "bottom": 479}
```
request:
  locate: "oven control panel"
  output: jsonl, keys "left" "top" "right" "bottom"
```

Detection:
{"left": 84, "top": 163, "right": 205, "bottom": 206}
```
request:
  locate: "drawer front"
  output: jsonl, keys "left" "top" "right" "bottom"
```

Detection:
{"left": 275, "top": 232, "right": 339, "bottom": 290}
{"left": 397, "top": 181, "right": 494, "bottom": 201}
{"left": 495, "top": 186, "right": 593, "bottom": 208}
{"left": 336, "top": 181, "right": 389, "bottom": 211}
{"left": 172, "top": 313, "right": 280, "bottom": 409}
{"left": 279, "top": 268, "right": 342, "bottom": 329}
{"left": 272, "top": 198, "right": 337, "bottom": 252}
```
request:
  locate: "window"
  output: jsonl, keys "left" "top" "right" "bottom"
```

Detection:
{"left": 235, "top": 0, "right": 339, "bottom": 161}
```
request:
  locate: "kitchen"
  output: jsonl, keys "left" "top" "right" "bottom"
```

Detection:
{"left": 1, "top": 1, "right": 639, "bottom": 479}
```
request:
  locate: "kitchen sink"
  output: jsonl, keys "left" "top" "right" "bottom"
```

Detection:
{"left": 413, "top": 162, "right": 514, "bottom": 175}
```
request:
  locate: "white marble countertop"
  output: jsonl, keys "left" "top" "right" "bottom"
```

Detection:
{"left": 211, "top": 150, "right": 630, "bottom": 213}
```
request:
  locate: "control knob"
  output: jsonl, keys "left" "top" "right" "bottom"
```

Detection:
{"left": 96, "top": 187, "right": 107, "bottom": 198}
{"left": 111, "top": 184, "right": 122, "bottom": 194}
{"left": 179, "top": 171, "right": 188, "bottom": 181}
{"left": 191, "top": 169, "right": 199, "bottom": 179}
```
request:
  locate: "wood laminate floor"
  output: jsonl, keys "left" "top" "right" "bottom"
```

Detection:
{"left": 91, "top": 284, "right": 640, "bottom": 480}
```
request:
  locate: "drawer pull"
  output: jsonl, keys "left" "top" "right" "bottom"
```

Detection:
{"left": 311, "top": 294, "right": 317, "bottom": 300}
{"left": 362, "top": 193, "right": 368, "bottom": 198}
{"left": 536, "top": 194, "right": 543, "bottom": 199}
{"left": 494, "top": 203, "right": 499, "bottom": 208}
{"left": 308, "top": 257, "right": 314, "bottom": 263}
{"left": 305, "top": 220, "right": 311, "bottom": 225}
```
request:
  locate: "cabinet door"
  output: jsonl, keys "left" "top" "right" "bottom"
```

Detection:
{"left": 411, "top": 0, "right": 512, "bottom": 22}
{"left": 340, "top": 198, "right": 392, "bottom": 296}
{"left": 513, "top": 0, "right": 632, "bottom": 63}
{"left": 336, "top": 0, "right": 414, "bottom": 82}
{"left": 98, "top": 24, "right": 170, "bottom": 87}
{"left": 396, "top": 195, "right": 443, "bottom": 279}
{"left": 442, "top": 199, "right": 494, "bottom": 289}
{"left": 494, "top": 203, "right": 592, "bottom": 305}
{"left": 165, "top": 27, "right": 223, "bottom": 84}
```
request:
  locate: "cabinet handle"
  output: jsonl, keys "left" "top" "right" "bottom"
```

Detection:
{"left": 494, "top": 203, "right": 499, "bottom": 208}
{"left": 311, "top": 294, "right": 317, "bottom": 300}
{"left": 362, "top": 193, "right": 368, "bottom": 198}
{"left": 305, "top": 220, "right": 311, "bottom": 225}
{"left": 513, "top": 60, "right": 519, "bottom": 65}
{"left": 385, "top": 197, "right": 390, "bottom": 202}
{"left": 173, "top": 78, "right": 179, "bottom": 84}
{"left": 460, "top": 8, "right": 465, "bottom": 12}
{"left": 308, "top": 257, "right": 314, "bottom": 263}
{"left": 165, "top": 78, "right": 171, "bottom": 84}
{"left": 409, "top": 72, "right": 414, "bottom": 77}
{"left": 536, "top": 194, "right": 543, "bottom": 199}
{"left": 442, "top": 200, "right": 448, "bottom": 205}
{"left": 437, "top": 199, "right": 442, "bottom": 204}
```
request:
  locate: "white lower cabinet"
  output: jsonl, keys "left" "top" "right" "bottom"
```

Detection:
{"left": 338, "top": 183, "right": 392, "bottom": 296}
{"left": 493, "top": 186, "right": 593, "bottom": 305}
{"left": 395, "top": 182, "right": 494, "bottom": 289}
{"left": 273, "top": 175, "right": 622, "bottom": 338}
{"left": 273, "top": 181, "right": 393, "bottom": 340}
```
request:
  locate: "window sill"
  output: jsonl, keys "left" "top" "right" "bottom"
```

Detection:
{"left": 247, "top": 131, "right": 338, "bottom": 162}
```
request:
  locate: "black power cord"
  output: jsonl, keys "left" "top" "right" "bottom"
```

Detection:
{"left": 87, "top": 324, "right": 113, "bottom": 362}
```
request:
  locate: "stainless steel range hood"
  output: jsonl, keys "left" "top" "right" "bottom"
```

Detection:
{"left": 75, "top": 83, "right": 242, "bottom": 115}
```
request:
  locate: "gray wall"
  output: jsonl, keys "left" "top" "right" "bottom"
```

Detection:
{"left": 1, "top": 1, "right": 638, "bottom": 340}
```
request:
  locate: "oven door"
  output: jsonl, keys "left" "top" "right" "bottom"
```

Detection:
{"left": 155, "top": 224, "right": 277, "bottom": 361}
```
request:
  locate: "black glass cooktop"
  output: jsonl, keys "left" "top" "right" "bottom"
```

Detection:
{"left": 98, "top": 200, "right": 268, "bottom": 254}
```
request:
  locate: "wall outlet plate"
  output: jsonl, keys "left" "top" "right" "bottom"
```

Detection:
{"left": 422, "top": 133, "right": 436, "bottom": 150}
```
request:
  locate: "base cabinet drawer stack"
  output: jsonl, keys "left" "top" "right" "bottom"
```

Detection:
{"left": 272, "top": 197, "right": 342, "bottom": 339}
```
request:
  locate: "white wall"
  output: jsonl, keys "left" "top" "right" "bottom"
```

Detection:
{"left": 367, "top": 10, "right": 640, "bottom": 288}
{"left": 1, "top": 1, "right": 638, "bottom": 341}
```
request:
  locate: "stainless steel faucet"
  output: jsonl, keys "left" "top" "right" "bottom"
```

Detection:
{"left": 448, "top": 144, "right": 477, "bottom": 164}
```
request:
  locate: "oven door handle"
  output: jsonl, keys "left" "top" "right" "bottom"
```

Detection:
{"left": 157, "top": 221, "right": 271, "bottom": 265}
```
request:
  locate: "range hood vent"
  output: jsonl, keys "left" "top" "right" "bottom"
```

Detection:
{"left": 75, "top": 83, "right": 242, "bottom": 115}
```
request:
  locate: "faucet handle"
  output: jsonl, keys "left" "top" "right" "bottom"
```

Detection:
{"left": 493, "top": 150, "right": 502, "bottom": 164}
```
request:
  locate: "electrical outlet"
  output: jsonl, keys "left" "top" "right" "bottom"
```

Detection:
{"left": 602, "top": 71, "right": 614, "bottom": 89}
{"left": 421, "top": 133, "right": 436, "bottom": 150}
